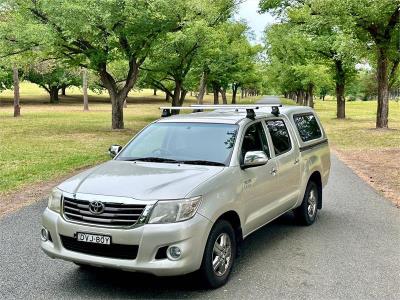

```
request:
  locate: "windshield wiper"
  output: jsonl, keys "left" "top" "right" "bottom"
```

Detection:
{"left": 180, "top": 160, "right": 226, "bottom": 166}
{"left": 125, "top": 157, "right": 181, "bottom": 163}
{"left": 122, "top": 157, "right": 225, "bottom": 166}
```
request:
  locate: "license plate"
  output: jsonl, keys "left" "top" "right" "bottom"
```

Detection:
{"left": 76, "top": 232, "right": 111, "bottom": 245}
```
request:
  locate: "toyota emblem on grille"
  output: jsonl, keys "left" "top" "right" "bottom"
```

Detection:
{"left": 89, "top": 201, "right": 105, "bottom": 215}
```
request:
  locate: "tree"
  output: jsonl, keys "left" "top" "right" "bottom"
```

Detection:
{"left": 82, "top": 68, "right": 89, "bottom": 111}
{"left": 190, "top": 21, "right": 262, "bottom": 105}
{"left": 25, "top": 62, "right": 81, "bottom": 103}
{"left": 268, "top": 0, "right": 400, "bottom": 127}
{"left": 6, "top": 0, "right": 185, "bottom": 128}
{"left": 141, "top": 0, "right": 237, "bottom": 109}
{"left": 264, "top": 22, "right": 332, "bottom": 107}
{"left": 306, "top": 0, "right": 400, "bottom": 127}
{"left": 261, "top": 0, "right": 360, "bottom": 119}
{"left": 345, "top": 0, "right": 400, "bottom": 128}
{"left": 12, "top": 65, "right": 20, "bottom": 116}
{"left": 0, "top": 0, "right": 42, "bottom": 117}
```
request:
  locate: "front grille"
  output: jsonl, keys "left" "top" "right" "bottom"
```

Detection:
{"left": 63, "top": 197, "right": 146, "bottom": 227}
{"left": 60, "top": 235, "right": 138, "bottom": 259}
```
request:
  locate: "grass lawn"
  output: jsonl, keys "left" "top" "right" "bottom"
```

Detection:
{"left": 0, "top": 83, "right": 261, "bottom": 197}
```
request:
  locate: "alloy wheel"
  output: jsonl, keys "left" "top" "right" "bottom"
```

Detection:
{"left": 212, "top": 233, "right": 232, "bottom": 277}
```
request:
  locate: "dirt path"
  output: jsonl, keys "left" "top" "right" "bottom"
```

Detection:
{"left": 333, "top": 148, "right": 400, "bottom": 207}
{"left": 0, "top": 167, "right": 89, "bottom": 218}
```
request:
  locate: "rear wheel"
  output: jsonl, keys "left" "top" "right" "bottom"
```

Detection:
{"left": 294, "top": 181, "right": 319, "bottom": 226}
{"left": 200, "top": 220, "right": 236, "bottom": 288}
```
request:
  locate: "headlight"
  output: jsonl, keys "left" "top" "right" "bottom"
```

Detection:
{"left": 48, "top": 188, "right": 62, "bottom": 213}
{"left": 148, "top": 196, "right": 202, "bottom": 224}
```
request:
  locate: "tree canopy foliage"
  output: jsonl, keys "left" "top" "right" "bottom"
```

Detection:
{"left": 1, "top": 0, "right": 264, "bottom": 127}
{"left": 261, "top": 0, "right": 400, "bottom": 128}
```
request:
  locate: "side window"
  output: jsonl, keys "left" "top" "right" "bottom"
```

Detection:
{"left": 293, "top": 113, "right": 322, "bottom": 142}
{"left": 266, "top": 120, "right": 292, "bottom": 156}
{"left": 241, "top": 122, "right": 270, "bottom": 160}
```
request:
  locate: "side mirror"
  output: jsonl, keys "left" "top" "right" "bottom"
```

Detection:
{"left": 241, "top": 151, "right": 268, "bottom": 169}
{"left": 109, "top": 145, "right": 122, "bottom": 158}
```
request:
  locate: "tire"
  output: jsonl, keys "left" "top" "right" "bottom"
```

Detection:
{"left": 200, "top": 220, "right": 236, "bottom": 288}
{"left": 294, "top": 181, "right": 319, "bottom": 226}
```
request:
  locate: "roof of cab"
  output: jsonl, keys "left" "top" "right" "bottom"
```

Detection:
{"left": 156, "top": 105, "right": 315, "bottom": 124}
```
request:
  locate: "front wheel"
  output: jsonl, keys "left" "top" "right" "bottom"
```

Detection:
{"left": 294, "top": 181, "right": 319, "bottom": 226}
{"left": 200, "top": 220, "right": 236, "bottom": 288}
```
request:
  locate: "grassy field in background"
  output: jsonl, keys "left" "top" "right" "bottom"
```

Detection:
{"left": 0, "top": 83, "right": 261, "bottom": 195}
{"left": 281, "top": 97, "right": 400, "bottom": 150}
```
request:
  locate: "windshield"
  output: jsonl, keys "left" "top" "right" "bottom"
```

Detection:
{"left": 117, "top": 122, "right": 238, "bottom": 166}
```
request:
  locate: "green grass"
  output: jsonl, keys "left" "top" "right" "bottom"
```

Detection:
{"left": 0, "top": 103, "right": 159, "bottom": 194}
{"left": 0, "top": 83, "right": 262, "bottom": 195}
{"left": 281, "top": 97, "right": 400, "bottom": 150}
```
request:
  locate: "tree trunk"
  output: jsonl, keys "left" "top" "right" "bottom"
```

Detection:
{"left": 13, "top": 66, "right": 20, "bottom": 117}
{"left": 306, "top": 84, "right": 314, "bottom": 108}
{"left": 376, "top": 47, "right": 389, "bottom": 128}
{"left": 166, "top": 93, "right": 171, "bottom": 102}
{"left": 111, "top": 94, "right": 124, "bottom": 129}
{"left": 83, "top": 68, "right": 89, "bottom": 111}
{"left": 197, "top": 71, "right": 207, "bottom": 104}
{"left": 232, "top": 84, "right": 239, "bottom": 104}
{"left": 335, "top": 60, "right": 346, "bottom": 119}
{"left": 98, "top": 58, "right": 140, "bottom": 129}
{"left": 171, "top": 80, "right": 182, "bottom": 114}
{"left": 50, "top": 87, "right": 60, "bottom": 103}
{"left": 61, "top": 86, "right": 66, "bottom": 96}
{"left": 221, "top": 88, "right": 227, "bottom": 104}
{"left": 123, "top": 99, "right": 128, "bottom": 108}
{"left": 298, "top": 90, "right": 304, "bottom": 105}
{"left": 153, "top": 88, "right": 157, "bottom": 96}
{"left": 295, "top": 91, "right": 300, "bottom": 104}
{"left": 213, "top": 84, "right": 219, "bottom": 105}
{"left": 179, "top": 89, "right": 187, "bottom": 106}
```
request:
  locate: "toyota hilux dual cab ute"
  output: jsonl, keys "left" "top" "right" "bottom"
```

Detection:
{"left": 41, "top": 104, "right": 330, "bottom": 288}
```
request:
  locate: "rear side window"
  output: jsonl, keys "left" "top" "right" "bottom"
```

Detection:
{"left": 266, "top": 120, "right": 291, "bottom": 155}
{"left": 293, "top": 114, "right": 322, "bottom": 142}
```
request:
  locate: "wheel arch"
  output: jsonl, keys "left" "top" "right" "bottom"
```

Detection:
{"left": 215, "top": 210, "right": 243, "bottom": 254}
{"left": 309, "top": 171, "right": 323, "bottom": 209}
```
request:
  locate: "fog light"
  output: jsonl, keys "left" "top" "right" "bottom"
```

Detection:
{"left": 167, "top": 246, "right": 182, "bottom": 260}
{"left": 41, "top": 228, "right": 49, "bottom": 241}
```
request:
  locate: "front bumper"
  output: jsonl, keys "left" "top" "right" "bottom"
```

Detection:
{"left": 41, "top": 208, "right": 212, "bottom": 276}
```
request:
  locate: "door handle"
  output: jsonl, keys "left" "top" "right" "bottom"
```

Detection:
{"left": 270, "top": 168, "right": 277, "bottom": 176}
{"left": 294, "top": 158, "right": 299, "bottom": 165}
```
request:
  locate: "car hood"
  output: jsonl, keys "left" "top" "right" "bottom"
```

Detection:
{"left": 58, "top": 160, "right": 224, "bottom": 200}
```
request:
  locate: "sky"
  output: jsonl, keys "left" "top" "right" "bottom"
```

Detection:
{"left": 235, "top": 0, "right": 277, "bottom": 44}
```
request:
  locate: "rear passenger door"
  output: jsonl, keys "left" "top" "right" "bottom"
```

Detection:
{"left": 265, "top": 119, "right": 301, "bottom": 214}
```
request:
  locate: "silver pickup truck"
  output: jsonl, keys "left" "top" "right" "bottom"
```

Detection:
{"left": 41, "top": 104, "right": 330, "bottom": 288}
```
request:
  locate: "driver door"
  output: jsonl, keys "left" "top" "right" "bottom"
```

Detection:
{"left": 239, "top": 121, "right": 280, "bottom": 236}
